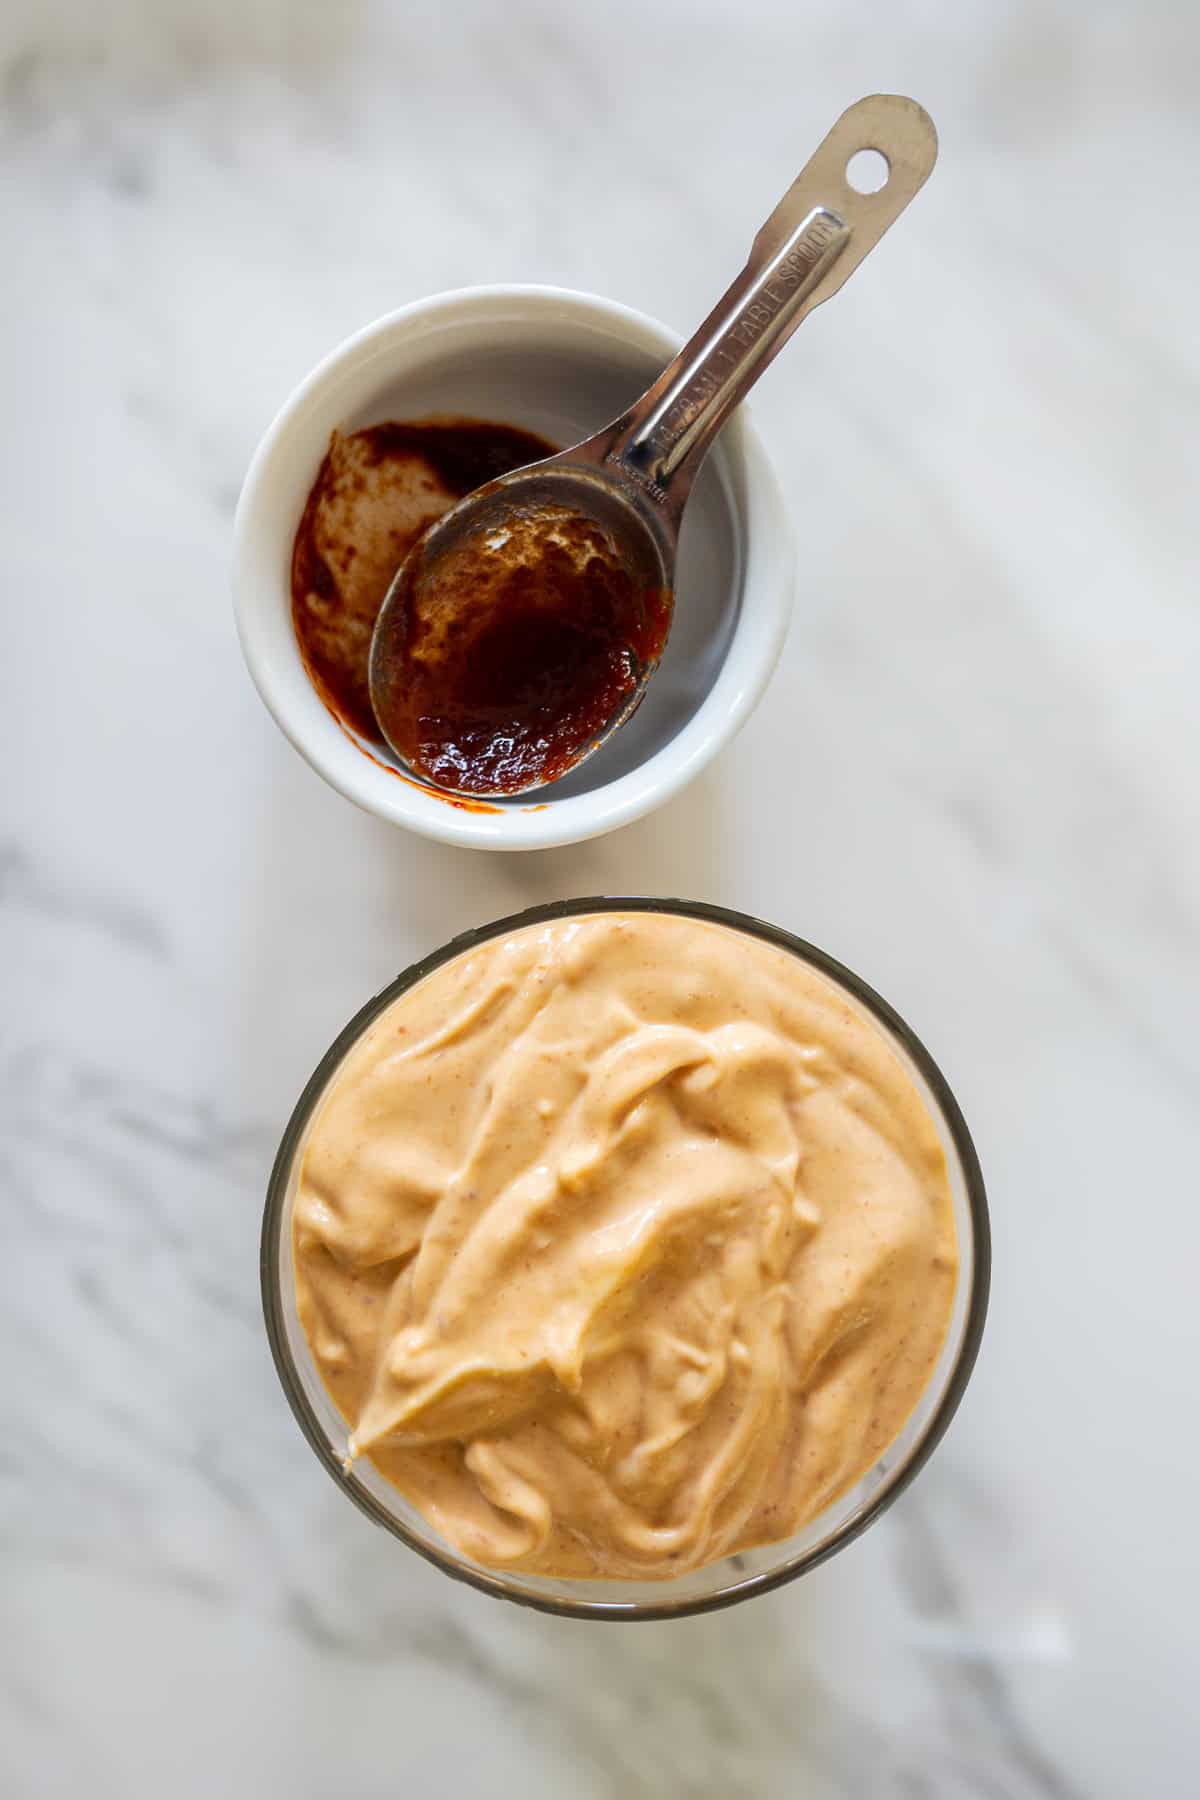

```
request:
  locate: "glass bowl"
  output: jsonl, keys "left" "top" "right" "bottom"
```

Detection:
{"left": 261, "top": 898, "right": 990, "bottom": 1620}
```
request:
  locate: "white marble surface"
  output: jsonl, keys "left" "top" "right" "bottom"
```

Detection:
{"left": 4, "top": 2, "right": 1199, "bottom": 1794}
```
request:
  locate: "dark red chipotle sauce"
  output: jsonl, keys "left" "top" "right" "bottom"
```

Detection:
{"left": 291, "top": 419, "right": 559, "bottom": 752}
{"left": 373, "top": 501, "right": 672, "bottom": 795}
{"left": 291, "top": 419, "right": 671, "bottom": 796}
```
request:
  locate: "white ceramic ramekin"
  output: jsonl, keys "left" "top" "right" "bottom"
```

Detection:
{"left": 233, "top": 285, "right": 794, "bottom": 851}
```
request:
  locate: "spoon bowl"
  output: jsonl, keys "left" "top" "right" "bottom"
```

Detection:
{"left": 369, "top": 461, "right": 672, "bottom": 797}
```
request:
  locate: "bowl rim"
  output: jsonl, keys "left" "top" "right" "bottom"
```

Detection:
{"left": 231, "top": 283, "right": 795, "bottom": 852}
{"left": 261, "top": 896, "right": 991, "bottom": 1621}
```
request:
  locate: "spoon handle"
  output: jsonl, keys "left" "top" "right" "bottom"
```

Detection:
{"left": 600, "top": 95, "right": 937, "bottom": 510}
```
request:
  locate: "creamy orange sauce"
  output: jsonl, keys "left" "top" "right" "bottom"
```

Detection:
{"left": 293, "top": 913, "right": 958, "bottom": 1580}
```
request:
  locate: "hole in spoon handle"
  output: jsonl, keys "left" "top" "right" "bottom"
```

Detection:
{"left": 611, "top": 95, "right": 937, "bottom": 499}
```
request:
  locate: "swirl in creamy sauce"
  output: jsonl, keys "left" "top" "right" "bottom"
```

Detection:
{"left": 293, "top": 913, "right": 958, "bottom": 1580}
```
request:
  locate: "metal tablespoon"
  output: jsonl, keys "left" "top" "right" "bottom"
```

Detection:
{"left": 369, "top": 94, "right": 937, "bottom": 798}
